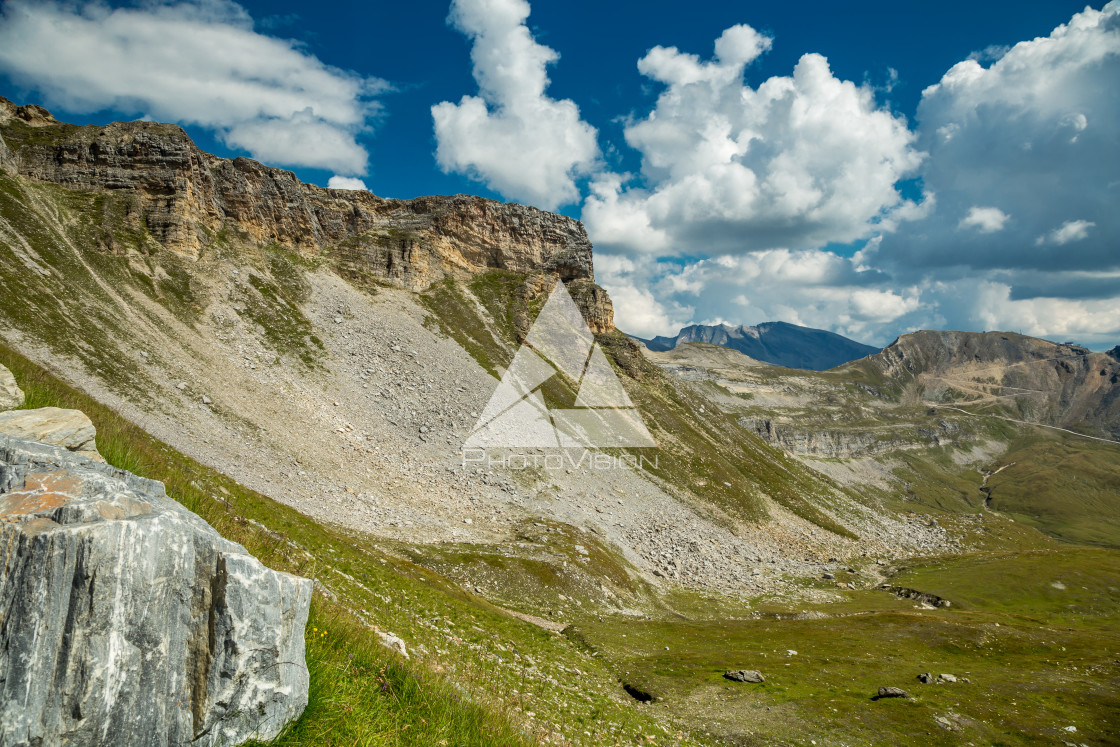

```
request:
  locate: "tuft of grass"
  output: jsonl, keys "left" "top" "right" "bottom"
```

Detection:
{"left": 249, "top": 605, "right": 531, "bottom": 747}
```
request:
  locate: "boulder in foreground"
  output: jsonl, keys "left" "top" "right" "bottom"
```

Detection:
{"left": 0, "top": 438, "right": 312, "bottom": 746}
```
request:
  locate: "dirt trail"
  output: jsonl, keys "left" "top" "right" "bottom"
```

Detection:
{"left": 938, "top": 405, "right": 1120, "bottom": 446}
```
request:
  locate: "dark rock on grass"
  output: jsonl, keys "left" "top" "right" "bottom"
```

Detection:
{"left": 874, "top": 687, "right": 910, "bottom": 699}
{"left": 918, "top": 672, "right": 933, "bottom": 684}
{"left": 0, "top": 437, "right": 312, "bottom": 746}
{"left": 724, "top": 670, "right": 765, "bottom": 683}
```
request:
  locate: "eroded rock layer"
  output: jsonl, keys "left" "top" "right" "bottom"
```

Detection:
{"left": 0, "top": 97, "right": 596, "bottom": 294}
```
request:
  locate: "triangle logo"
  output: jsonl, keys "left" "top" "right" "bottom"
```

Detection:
{"left": 464, "top": 282, "right": 656, "bottom": 449}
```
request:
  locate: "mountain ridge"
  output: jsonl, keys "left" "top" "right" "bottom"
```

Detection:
{"left": 640, "top": 320, "right": 880, "bottom": 370}
{"left": 849, "top": 329, "right": 1120, "bottom": 439}
{"left": 0, "top": 96, "right": 602, "bottom": 306}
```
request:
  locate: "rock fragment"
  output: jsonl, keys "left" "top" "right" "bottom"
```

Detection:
{"left": 0, "top": 438, "right": 312, "bottom": 746}
{"left": 0, "top": 364, "right": 22, "bottom": 410}
{"left": 724, "top": 670, "right": 765, "bottom": 683}
{"left": 875, "top": 687, "right": 910, "bottom": 699}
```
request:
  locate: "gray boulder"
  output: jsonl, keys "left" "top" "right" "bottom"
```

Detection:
{"left": 0, "top": 437, "right": 312, "bottom": 746}
{"left": 0, "top": 364, "right": 22, "bottom": 410}
{"left": 724, "top": 669, "right": 765, "bottom": 683}
{"left": 875, "top": 686, "right": 910, "bottom": 699}
{"left": 0, "top": 406, "right": 102, "bottom": 461}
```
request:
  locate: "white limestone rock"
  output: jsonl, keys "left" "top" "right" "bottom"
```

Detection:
{"left": 0, "top": 438, "right": 312, "bottom": 746}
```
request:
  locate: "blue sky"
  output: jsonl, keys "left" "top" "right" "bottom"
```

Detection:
{"left": 1, "top": 0, "right": 1117, "bottom": 348}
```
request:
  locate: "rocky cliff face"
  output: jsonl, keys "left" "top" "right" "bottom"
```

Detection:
{"left": 0, "top": 97, "right": 598, "bottom": 297}
{"left": 0, "top": 437, "right": 311, "bottom": 746}
{"left": 740, "top": 416, "right": 963, "bottom": 458}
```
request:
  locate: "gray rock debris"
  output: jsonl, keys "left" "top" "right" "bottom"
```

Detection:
{"left": 0, "top": 364, "right": 22, "bottom": 410}
{"left": 0, "top": 406, "right": 104, "bottom": 462}
{"left": 0, "top": 437, "right": 312, "bottom": 746}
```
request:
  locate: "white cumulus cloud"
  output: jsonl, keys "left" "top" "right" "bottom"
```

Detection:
{"left": 958, "top": 206, "right": 1010, "bottom": 233}
{"left": 0, "top": 0, "right": 387, "bottom": 175}
{"left": 583, "top": 24, "right": 925, "bottom": 258}
{"left": 327, "top": 176, "right": 369, "bottom": 191}
{"left": 1037, "top": 219, "right": 1096, "bottom": 246}
{"left": 431, "top": 0, "right": 599, "bottom": 210}
{"left": 885, "top": 1, "right": 1120, "bottom": 273}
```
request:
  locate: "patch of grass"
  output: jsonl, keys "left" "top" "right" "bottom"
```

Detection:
{"left": 249, "top": 605, "right": 530, "bottom": 747}
{"left": 984, "top": 433, "right": 1120, "bottom": 547}
{"left": 240, "top": 272, "right": 324, "bottom": 368}
{"left": 569, "top": 547, "right": 1120, "bottom": 745}
{"left": 419, "top": 276, "right": 509, "bottom": 378}
{"left": 0, "top": 118, "right": 83, "bottom": 151}
{"left": 400, "top": 519, "right": 650, "bottom": 622}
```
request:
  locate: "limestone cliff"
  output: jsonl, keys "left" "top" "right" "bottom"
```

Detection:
{"left": 0, "top": 97, "right": 599, "bottom": 302}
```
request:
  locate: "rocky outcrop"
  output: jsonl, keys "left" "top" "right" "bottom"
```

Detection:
{"left": 567, "top": 278, "right": 614, "bottom": 335}
{"left": 740, "top": 416, "right": 963, "bottom": 458}
{"left": 724, "top": 669, "right": 765, "bottom": 683}
{"left": 0, "top": 98, "right": 597, "bottom": 294}
{"left": 513, "top": 273, "right": 615, "bottom": 337}
{"left": 0, "top": 132, "right": 12, "bottom": 175}
{"left": 0, "top": 438, "right": 311, "bottom": 746}
{"left": 0, "top": 406, "right": 103, "bottom": 461}
{"left": 0, "top": 364, "right": 21, "bottom": 410}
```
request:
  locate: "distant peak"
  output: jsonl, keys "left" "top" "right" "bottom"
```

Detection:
{"left": 645, "top": 320, "right": 879, "bottom": 370}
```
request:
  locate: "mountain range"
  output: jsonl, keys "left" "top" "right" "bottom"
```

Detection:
{"left": 639, "top": 321, "right": 880, "bottom": 370}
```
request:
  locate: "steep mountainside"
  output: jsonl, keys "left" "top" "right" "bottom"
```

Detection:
{"left": 642, "top": 321, "right": 879, "bottom": 370}
{"left": 0, "top": 99, "right": 945, "bottom": 597}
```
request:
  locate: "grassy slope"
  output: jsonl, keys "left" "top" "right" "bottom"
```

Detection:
{"left": 1, "top": 341, "right": 695, "bottom": 746}
{"left": 0, "top": 168, "right": 326, "bottom": 380}
{"left": 984, "top": 434, "right": 1120, "bottom": 547}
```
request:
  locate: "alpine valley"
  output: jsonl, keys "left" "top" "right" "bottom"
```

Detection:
{"left": 2, "top": 99, "right": 1119, "bottom": 746}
